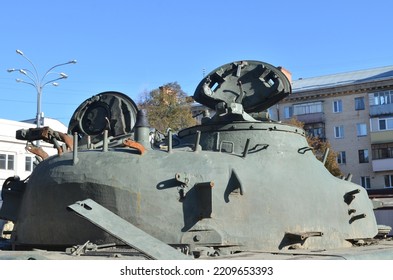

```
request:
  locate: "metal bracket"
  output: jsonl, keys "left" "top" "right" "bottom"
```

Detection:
{"left": 298, "top": 147, "right": 313, "bottom": 154}
{"left": 285, "top": 231, "right": 323, "bottom": 241}
{"left": 344, "top": 189, "right": 360, "bottom": 205}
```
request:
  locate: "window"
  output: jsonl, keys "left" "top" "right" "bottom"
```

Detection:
{"left": 8, "top": 155, "right": 14, "bottom": 170}
{"left": 333, "top": 100, "right": 342, "bottom": 113}
{"left": 293, "top": 102, "right": 323, "bottom": 115}
{"left": 372, "top": 143, "right": 393, "bottom": 159}
{"left": 361, "top": 176, "right": 371, "bottom": 189}
{"left": 379, "top": 118, "right": 393, "bottom": 130}
{"left": 0, "top": 154, "right": 5, "bottom": 169}
{"left": 304, "top": 123, "right": 325, "bottom": 139}
{"left": 379, "top": 119, "right": 386, "bottom": 130}
{"left": 25, "top": 156, "right": 34, "bottom": 172}
{"left": 384, "top": 175, "right": 393, "bottom": 188}
{"left": 334, "top": 125, "right": 344, "bottom": 138}
{"left": 358, "top": 149, "right": 369, "bottom": 163}
{"left": 306, "top": 127, "right": 325, "bottom": 138}
{"left": 373, "top": 91, "right": 393, "bottom": 105}
{"left": 356, "top": 123, "right": 367, "bottom": 136}
{"left": 284, "top": 106, "right": 293, "bottom": 119}
{"left": 0, "top": 153, "right": 15, "bottom": 170}
{"left": 355, "top": 97, "right": 365, "bottom": 110}
{"left": 337, "top": 151, "right": 346, "bottom": 164}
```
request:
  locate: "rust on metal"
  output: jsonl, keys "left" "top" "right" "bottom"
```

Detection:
{"left": 18, "top": 126, "right": 74, "bottom": 156}
{"left": 123, "top": 139, "right": 146, "bottom": 155}
{"left": 25, "top": 143, "right": 49, "bottom": 160}
{"left": 57, "top": 132, "right": 74, "bottom": 151}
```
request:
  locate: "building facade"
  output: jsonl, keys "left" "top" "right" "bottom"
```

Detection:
{"left": 275, "top": 65, "right": 393, "bottom": 190}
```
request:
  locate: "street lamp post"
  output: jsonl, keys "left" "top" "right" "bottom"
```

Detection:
{"left": 7, "top": 50, "right": 76, "bottom": 131}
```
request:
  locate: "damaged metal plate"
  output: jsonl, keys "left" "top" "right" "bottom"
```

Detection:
{"left": 67, "top": 199, "right": 190, "bottom": 260}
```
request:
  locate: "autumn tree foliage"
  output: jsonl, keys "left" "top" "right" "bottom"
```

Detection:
{"left": 286, "top": 118, "right": 343, "bottom": 177}
{"left": 138, "top": 82, "right": 197, "bottom": 133}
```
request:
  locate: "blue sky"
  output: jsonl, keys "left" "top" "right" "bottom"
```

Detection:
{"left": 1, "top": 0, "right": 393, "bottom": 126}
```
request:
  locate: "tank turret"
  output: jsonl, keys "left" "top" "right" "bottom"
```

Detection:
{"left": 0, "top": 60, "right": 391, "bottom": 259}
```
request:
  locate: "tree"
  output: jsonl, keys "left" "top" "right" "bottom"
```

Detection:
{"left": 138, "top": 82, "right": 197, "bottom": 133}
{"left": 286, "top": 118, "right": 343, "bottom": 177}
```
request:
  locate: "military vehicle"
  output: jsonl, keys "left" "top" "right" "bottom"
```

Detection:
{"left": 1, "top": 60, "right": 392, "bottom": 260}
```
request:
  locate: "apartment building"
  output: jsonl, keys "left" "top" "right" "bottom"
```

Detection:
{"left": 275, "top": 65, "right": 393, "bottom": 190}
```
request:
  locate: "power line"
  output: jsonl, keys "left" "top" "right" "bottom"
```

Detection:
{"left": 0, "top": 98, "right": 77, "bottom": 106}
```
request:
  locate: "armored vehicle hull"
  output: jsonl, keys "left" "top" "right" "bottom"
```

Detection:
{"left": 14, "top": 120, "right": 377, "bottom": 252}
{"left": 1, "top": 60, "right": 392, "bottom": 259}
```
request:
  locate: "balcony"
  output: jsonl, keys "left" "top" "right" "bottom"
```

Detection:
{"left": 370, "top": 103, "right": 393, "bottom": 117}
{"left": 371, "top": 130, "right": 393, "bottom": 144}
{"left": 294, "top": 112, "right": 324, "bottom": 124}
{"left": 372, "top": 158, "right": 393, "bottom": 172}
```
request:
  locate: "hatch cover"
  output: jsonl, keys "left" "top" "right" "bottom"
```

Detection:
{"left": 68, "top": 91, "right": 138, "bottom": 144}
{"left": 193, "top": 60, "right": 291, "bottom": 113}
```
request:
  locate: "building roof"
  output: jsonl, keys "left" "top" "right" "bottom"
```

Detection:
{"left": 292, "top": 65, "right": 393, "bottom": 93}
{"left": 20, "top": 118, "right": 68, "bottom": 133}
